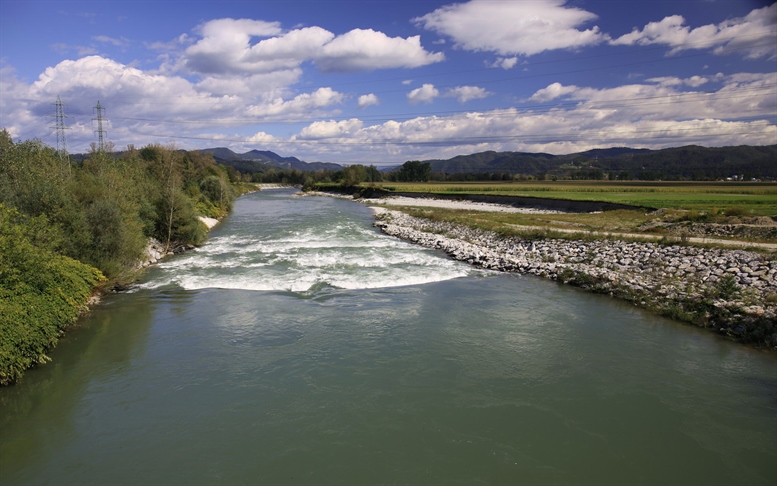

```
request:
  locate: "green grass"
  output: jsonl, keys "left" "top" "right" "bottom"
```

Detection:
{"left": 375, "top": 181, "right": 777, "bottom": 216}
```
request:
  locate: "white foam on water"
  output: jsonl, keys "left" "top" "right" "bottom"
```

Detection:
{"left": 139, "top": 194, "right": 478, "bottom": 293}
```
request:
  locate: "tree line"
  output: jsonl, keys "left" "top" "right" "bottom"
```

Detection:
{"left": 246, "top": 160, "right": 434, "bottom": 187}
{"left": 0, "top": 130, "right": 239, "bottom": 384}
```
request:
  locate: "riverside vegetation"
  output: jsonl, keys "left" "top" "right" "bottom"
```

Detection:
{"left": 0, "top": 130, "right": 242, "bottom": 385}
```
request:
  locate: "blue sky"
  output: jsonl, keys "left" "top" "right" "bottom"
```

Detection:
{"left": 1, "top": 0, "right": 775, "bottom": 165}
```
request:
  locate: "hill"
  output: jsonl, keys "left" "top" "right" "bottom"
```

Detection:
{"left": 199, "top": 147, "right": 342, "bottom": 173}
{"left": 424, "top": 145, "right": 777, "bottom": 180}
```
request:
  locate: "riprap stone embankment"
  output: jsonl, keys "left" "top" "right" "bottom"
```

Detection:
{"left": 373, "top": 208, "right": 777, "bottom": 347}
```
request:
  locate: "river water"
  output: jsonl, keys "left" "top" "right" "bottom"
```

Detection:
{"left": 1, "top": 188, "right": 775, "bottom": 485}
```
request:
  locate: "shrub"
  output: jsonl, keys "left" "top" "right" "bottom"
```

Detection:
{"left": 0, "top": 205, "right": 105, "bottom": 385}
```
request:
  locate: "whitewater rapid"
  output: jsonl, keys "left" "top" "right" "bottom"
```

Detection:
{"left": 139, "top": 189, "right": 478, "bottom": 293}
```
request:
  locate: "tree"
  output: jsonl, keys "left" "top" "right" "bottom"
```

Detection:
{"left": 397, "top": 161, "right": 432, "bottom": 182}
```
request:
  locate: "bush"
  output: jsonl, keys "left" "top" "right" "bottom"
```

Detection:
{"left": 0, "top": 205, "right": 105, "bottom": 385}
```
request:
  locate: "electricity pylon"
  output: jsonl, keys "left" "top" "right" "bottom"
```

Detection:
{"left": 50, "top": 96, "right": 72, "bottom": 174}
{"left": 93, "top": 100, "right": 107, "bottom": 152}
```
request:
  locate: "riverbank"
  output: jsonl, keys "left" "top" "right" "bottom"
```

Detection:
{"left": 372, "top": 207, "right": 777, "bottom": 348}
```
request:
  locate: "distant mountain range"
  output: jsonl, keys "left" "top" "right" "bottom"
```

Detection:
{"left": 75, "top": 144, "right": 776, "bottom": 180}
{"left": 201, "top": 144, "right": 776, "bottom": 179}
{"left": 199, "top": 147, "right": 342, "bottom": 172}
{"left": 423, "top": 145, "right": 777, "bottom": 179}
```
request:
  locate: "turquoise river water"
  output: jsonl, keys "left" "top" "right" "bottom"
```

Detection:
{"left": 1, "top": 188, "right": 775, "bottom": 485}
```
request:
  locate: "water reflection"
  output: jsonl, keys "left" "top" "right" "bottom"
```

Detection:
{"left": 0, "top": 291, "right": 157, "bottom": 481}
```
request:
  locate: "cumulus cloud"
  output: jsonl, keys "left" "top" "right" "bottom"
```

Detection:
{"left": 247, "top": 87, "right": 345, "bottom": 118}
{"left": 31, "top": 56, "right": 200, "bottom": 115}
{"left": 611, "top": 3, "right": 777, "bottom": 59}
{"left": 525, "top": 73, "right": 776, "bottom": 123}
{"left": 528, "top": 82, "right": 580, "bottom": 102}
{"left": 184, "top": 20, "right": 329, "bottom": 74}
{"left": 490, "top": 57, "right": 518, "bottom": 70}
{"left": 0, "top": 54, "right": 354, "bottom": 152}
{"left": 246, "top": 131, "right": 278, "bottom": 143}
{"left": 407, "top": 84, "right": 440, "bottom": 104}
{"left": 414, "top": 0, "right": 607, "bottom": 56}
{"left": 315, "top": 29, "right": 444, "bottom": 72}
{"left": 298, "top": 118, "right": 364, "bottom": 139}
{"left": 195, "top": 70, "right": 302, "bottom": 97}
{"left": 182, "top": 19, "right": 443, "bottom": 76}
{"left": 292, "top": 80, "right": 777, "bottom": 160}
{"left": 445, "top": 86, "right": 491, "bottom": 103}
{"left": 405, "top": 84, "right": 491, "bottom": 105}
{"left": 646, "top": 76, "right": 710, "bottom": 88}
{"left": 357, "top": 93, "right": 379, "bottom": 108}
{"left": 288, "top": 72, "right": 776, "bottom": 162}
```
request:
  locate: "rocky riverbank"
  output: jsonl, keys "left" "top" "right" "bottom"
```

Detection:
{"left": 373, "top": 207, "right": 777, "bottom": 348}
{"left": 136, "top": 216, "right": 221, "bottom": 269}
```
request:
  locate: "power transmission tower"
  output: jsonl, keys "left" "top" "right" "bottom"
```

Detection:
{"left": 93, "top": 100, "right": 107, "bottom": 152}
{"left": 50, "top": 95, "right": 72, "bottom": 174}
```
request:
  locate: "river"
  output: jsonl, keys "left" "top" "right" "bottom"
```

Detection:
{"left": 1, "top": 188, "right": 775, "bottom": 485}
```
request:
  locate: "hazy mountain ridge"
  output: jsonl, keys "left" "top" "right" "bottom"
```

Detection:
{"left": 199, "top": 147, "right": 342, "bottom": 172}
{"left": 71, "top": 144, "right": 775, "bottom": 179}
{"left": 424, "top": 145, "right": 777, "bottom": 179}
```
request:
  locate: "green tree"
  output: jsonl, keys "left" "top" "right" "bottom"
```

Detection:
{"left": 397, "top": 161, "right": 432, "bottom": 182}
{"left": 0, "top": 205, "right": 104, "bottom": 384}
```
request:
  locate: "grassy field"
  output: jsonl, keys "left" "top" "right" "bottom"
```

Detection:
{"left": 361, "top": 181, "right": 777, "bottom": 246}
{"left": 374, "top": 181, "right": 777, "bottom": 216}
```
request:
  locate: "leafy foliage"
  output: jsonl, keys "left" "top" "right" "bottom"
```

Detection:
{"left": 396, "top": 161, "right": 432, "bottom": 182}
{"left": 0, "top": 131, "right": 239, "bottom": 384}
{"left": 0, "top": 205, "right": 105, "bottom": 385}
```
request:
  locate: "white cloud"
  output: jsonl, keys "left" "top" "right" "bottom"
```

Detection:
{"left": 645, "top": 76, "right": 709, "bottom": 88}
{"left": 30, "top": 56, "right": 200, "bottom": 115}
{"left": 51, "top": 43, "right": 98, "bottom": 57}
{"left": 528, "top": 82, "right": 580, "bottom": 102}
{"left": 490, "top": 57, "right": 518, "bottom": 70}
{"left": 407, "top": 84, "right": 440, "bottom": 104}
{"left": 182, "top": 19, "right": 443, "bottom": 76}
{"left": 146, "top": 34, "right": 193, "bottom": 52}
{"left": 195, "top": 70, "right": 301, "bottom": 97}
{"left": 93, "top": 35, "right": 129, "bottom": 47}
{"left": 246, "top": 131, "right": 278, "bottom": 143}
{"left": 445, "top": 86, "right": 491, "bottom": 103}
{"left": 357, "top": 93, "right": 379, "bottom": 108}
{"left": 414, "top": 0, "right": 607, "bottom": 56}
{"left": 525, "top": 73, "right": 776, "bottom": 123}
{"left": 247, "top": 87, "right": 345, "bottom": 118}
{"left": 611, "top": 4, "right": 777, "bottom": 59}
{"left": 0, "top": 55, "right": 349, "bottom": 152}
{"left": 315, "top": 29, "right": 444, "bottom": 71}
{"left": 298, "top": 118, "right": 364, "bottom": 139}
{"left": 405, "top": 84, "right": 488, "bottom": 105}
{"left": 184, "top": 21, "right": 331, "bottom": 74}
{"left": 288, "top": 73, "right": 777, "bottom": 162}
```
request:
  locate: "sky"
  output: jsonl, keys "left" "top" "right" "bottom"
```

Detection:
{"left": 1, "top": 0, "right": 775, "bottom": 165}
